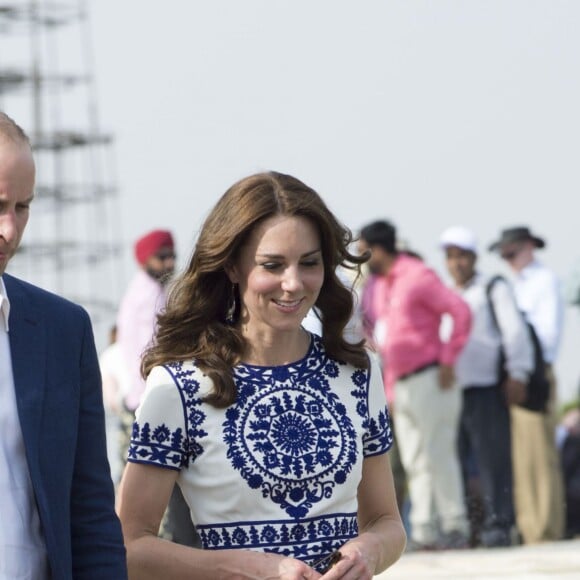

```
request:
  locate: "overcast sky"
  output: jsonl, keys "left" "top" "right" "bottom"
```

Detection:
{"left": 86, "top": 1, "right": 580, "bottom": 400}
{"left": 4, "top": 1, "right": 579, "bottom": 401}
{"left": 90, "top": 1, "right": 579, "bottom": 268}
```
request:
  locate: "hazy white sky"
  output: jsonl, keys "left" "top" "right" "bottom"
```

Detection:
{"left": 86, "top": 1, "right": 580, "bottom": 400}
{"left": 90, "top": 1, "right": 579, "bottom": 269}
{"left": 5, "top": 1, "right": 577, "bottom": 398}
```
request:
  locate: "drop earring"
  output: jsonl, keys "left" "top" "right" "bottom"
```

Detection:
{"left": 226, "top": 283, "right": 237, "bottom": 324}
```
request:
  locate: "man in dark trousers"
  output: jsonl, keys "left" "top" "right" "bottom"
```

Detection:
{"left": 440, "top": 226, "right": 533, "bottom": 547}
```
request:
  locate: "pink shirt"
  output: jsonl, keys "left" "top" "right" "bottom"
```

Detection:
{"left": 362, "top": 254, "right": 471, "bottom": 402}
{"left": 116, "top": 269, "right": 168, "bottom": 411}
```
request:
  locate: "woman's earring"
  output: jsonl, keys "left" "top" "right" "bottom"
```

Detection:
{"left": 226, "top": 284, "right": 237, "bottom": 324}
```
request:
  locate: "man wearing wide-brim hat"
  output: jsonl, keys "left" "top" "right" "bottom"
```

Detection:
{"left": 488, "top": 226, "right": 545, "bottom": 254}
{"left": 489, "top": 225, "right": 565, "bottom": 544}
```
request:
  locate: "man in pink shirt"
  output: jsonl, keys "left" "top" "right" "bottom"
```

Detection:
{"left": 359, "top": 220, "right": 471, "bottom": 551}
{"left": 117, "top": 229, "right": 176, "bottom": 419}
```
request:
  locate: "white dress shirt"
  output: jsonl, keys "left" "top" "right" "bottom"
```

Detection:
{"left": 454, "top": 273, "right": 534, "bottom": 388}
{"left": 0, "top": 278, "right": 48, "bottom": 579}
{"left": 512, "top": 260, "right": 564, "bottom": 364}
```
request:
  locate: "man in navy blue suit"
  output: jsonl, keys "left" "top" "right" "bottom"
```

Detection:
{"left": 0, "top": 112, "right": 127, "bottom": 578}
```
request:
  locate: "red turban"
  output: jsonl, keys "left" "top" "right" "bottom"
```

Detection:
{"left": 134, "top": 229, "right": 174, "bottom": 265}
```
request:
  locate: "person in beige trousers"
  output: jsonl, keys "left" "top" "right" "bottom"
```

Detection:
{"left": 489, "top": 226, "right": 565, "bottom": 543}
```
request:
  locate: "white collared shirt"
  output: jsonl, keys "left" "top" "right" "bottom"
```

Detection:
{"left": 453, "top": 273, "right": 534, "bottom": 388}
{"left": 511, "top": 260, "right": 564, "bottom": 364}
{"left": 0, "top": 277, "right": 49, "bottom": 579}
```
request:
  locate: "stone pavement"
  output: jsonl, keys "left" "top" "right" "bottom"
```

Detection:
{"left": 376, "top": 539, "right": 580, "bottom": 579}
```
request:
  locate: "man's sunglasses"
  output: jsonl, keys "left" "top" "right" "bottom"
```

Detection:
{"left": 155, "top": 251, "right": 176, "bottom": 262}
{"left": 500, "top": 249, "right": 520, "bottom": 261}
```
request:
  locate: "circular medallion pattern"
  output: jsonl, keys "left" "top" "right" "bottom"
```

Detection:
{"left": 224, "top": 349, "right": 358, "bottom": 518}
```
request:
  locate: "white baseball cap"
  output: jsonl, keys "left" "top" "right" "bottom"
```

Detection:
{"left": 439, "top": 226, "right": 478, "bottom": 253}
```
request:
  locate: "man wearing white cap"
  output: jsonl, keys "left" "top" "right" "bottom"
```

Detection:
{"left": 440, "top": 226, "right": 534, "bottom": 547}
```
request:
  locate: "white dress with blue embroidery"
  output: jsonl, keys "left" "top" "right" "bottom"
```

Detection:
{"left": 128, "top": 334, "right": 393, "bottom": 572}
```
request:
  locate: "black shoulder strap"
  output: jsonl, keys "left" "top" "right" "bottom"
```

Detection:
{"left": 485, "top": 274, "right": 505, "bottom": 332}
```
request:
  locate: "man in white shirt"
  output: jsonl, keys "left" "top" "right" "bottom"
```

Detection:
{"left": 489, "top": 226, "right": 565, "bottom": 543}
{"left": 0, "top": 112, "right": 126, "bottom": 578}
{"left": 440, "top": 226, "right": 533, "bottom": 548}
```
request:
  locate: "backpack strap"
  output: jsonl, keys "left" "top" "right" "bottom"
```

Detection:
{"left": 485, "top": 274, "right": 506, "bottom": 333}
{"left": 485, "top": 275, "right": 550, "bottom": 411}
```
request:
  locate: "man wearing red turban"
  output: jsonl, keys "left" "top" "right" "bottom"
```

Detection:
{"left": 116, "top": 229, "right": 176, "bottom": 453}
{"left": 134, "top": 229, "right": 175, "bottom": 282}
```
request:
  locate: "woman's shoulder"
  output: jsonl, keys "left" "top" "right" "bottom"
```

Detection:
{"left": 147, "top": 359, "right": 215, "bottom": 399}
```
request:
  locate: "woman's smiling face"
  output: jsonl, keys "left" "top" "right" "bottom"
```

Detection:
{"left": 228, "top": 215, "right": 325, "bottom": 337}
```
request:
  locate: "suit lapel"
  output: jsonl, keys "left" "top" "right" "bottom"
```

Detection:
{"left": 5, "top": 276, "right": 47, "bottom": 476}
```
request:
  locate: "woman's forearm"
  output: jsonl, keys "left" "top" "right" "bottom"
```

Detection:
{"left": 357, "top": 514, "right": 407, "bottom": 574}
{"left": 126, "top": 534, "right": 314, "bottom": 580}
{"left": 127, "top": 535, "right": 257, "bottom": 580}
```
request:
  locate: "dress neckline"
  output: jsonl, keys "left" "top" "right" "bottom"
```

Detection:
{"left": 234, "top": 333, "right": 325, "bottom": 382}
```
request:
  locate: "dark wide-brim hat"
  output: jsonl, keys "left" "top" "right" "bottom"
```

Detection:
{"left": 488, "top": 226, "right": 545, "bottom": 252}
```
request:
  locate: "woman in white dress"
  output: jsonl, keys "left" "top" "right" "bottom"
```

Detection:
{"left": 118, "top": 171, "right": 406, "bottom": 579}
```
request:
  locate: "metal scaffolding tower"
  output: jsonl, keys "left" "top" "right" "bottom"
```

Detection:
{"left": 0, "top": 0, "right": 122, "bottom": 346}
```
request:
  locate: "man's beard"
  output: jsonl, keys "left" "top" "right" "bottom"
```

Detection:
{"left": 146, "top": 266, "right": 173, "bottom": 285}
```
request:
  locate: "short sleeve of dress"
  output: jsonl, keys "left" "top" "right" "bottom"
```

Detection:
{"left": 362, "top": 351, "right": 394, "bottom": 457}
{"left": 127, "top": 365, "right": 189, "bottom": 471}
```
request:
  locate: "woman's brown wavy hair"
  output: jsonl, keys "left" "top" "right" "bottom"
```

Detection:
{"left": 142, "top": 171, "right": 369, "bottom": 408}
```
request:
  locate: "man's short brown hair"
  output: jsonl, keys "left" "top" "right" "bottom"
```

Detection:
{"left": 0, "top": 111, "right": 31, "bottom": 146}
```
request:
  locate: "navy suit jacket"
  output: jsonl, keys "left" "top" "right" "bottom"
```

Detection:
{"left": 4, "top": 274, "right": 127, "bottom": 579}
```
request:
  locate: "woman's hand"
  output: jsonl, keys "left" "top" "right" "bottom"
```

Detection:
{"left": 318, "top": 541, "right": 377, "bottom": 580}
{"left": 270, "top": 555, "right": 322, "bottom": 580}
{"left": 223, "top": 551, "right": 322, "bottom": 580}
{"left": 319, "top": 452, "right": 408, "bottom": 579}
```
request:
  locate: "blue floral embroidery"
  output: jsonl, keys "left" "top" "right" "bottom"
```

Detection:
{"left": 224, "top": 337, "right": 360, "bottom": 519}
{"left": 350, "top": 362, "right": 394, "bottom": 457}
{"left": 129, "top": 333, "right": 393, "bottom": 567}
{"left": 197, "top": 513, "right": 358, "bottom": 572}
{"left": 128, "top": 362, "right": 209, "bottom": 469}
{"left": 128, "top": 421, "right": 187, "bottom": 468}
{"left": 364, "top": 407, "right": 393, "bottom": 456}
